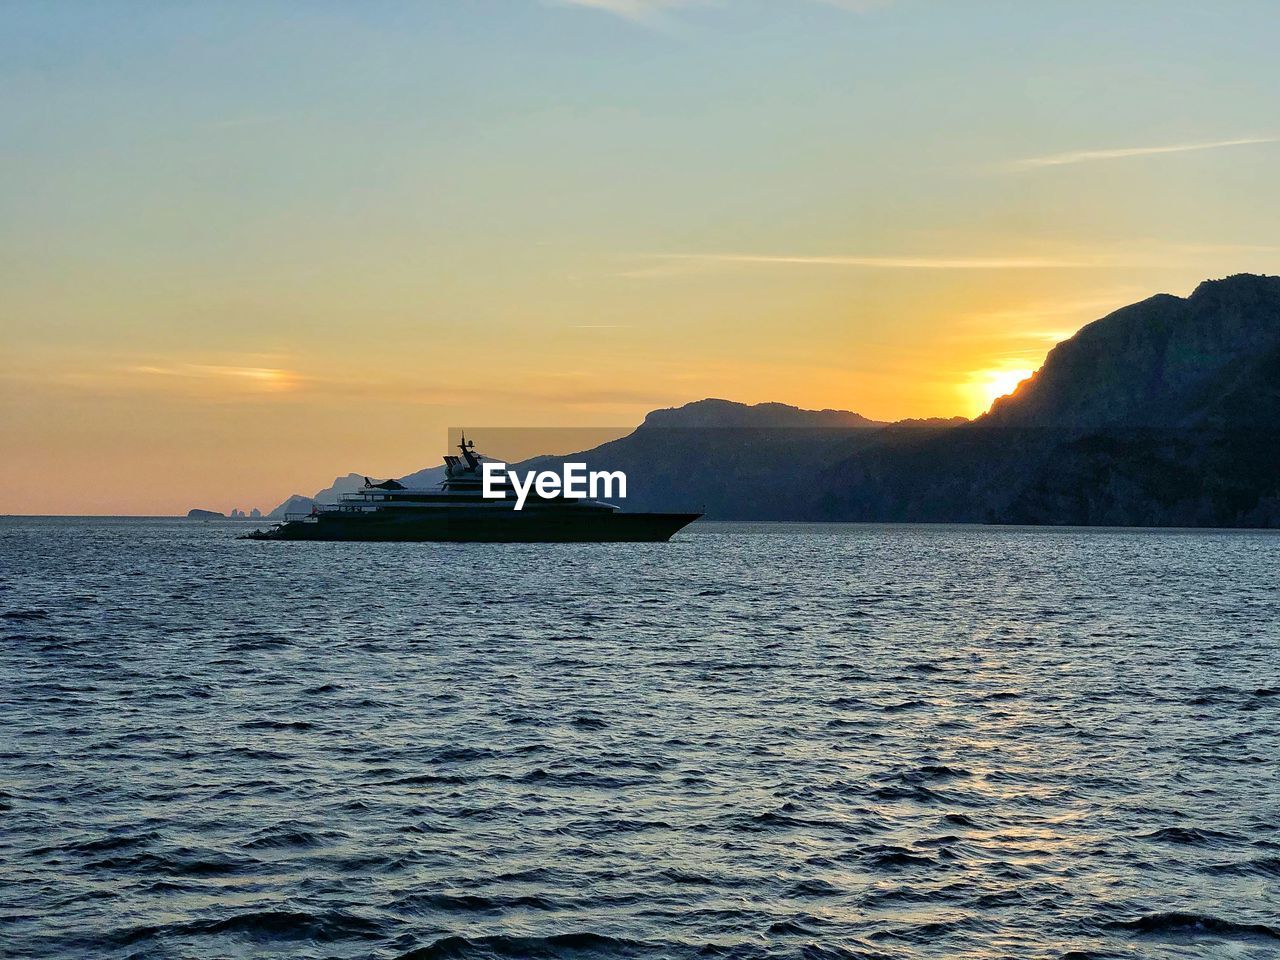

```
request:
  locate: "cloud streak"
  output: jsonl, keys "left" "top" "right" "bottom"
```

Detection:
{"left": 1008, "top": 136, "right": 1279, "bottom": 171}
{"left": 625, "top": 238, "right": 1280, "bottom": 277}
{"left": 129, "top": 363, "right": 303, "bottom": 392}
{"left": 554, "top": 0, "right": 690, "bottom": 24}
{"left": 638, "top": 252, "right": 1105, "bottom": 271}
{"left": 555, "top": 0, "right": 889, "bottom": 24}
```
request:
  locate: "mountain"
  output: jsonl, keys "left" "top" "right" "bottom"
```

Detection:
{"left": 314, "top": 473, "right": 367, "bottom": 504}
{"left": 847, "top": 275, "right": 1280, "bottom": 526}
{"left": 260, "top": 401, "right": 903, "bottom": 521}
{"left": 516, "top": 400, "right": 962, "bottom": 518}
{"left": 256, "top": 274, "right": 1280, "bottom": 528}
{"left": 543, "top": 274, "right": 1280, "bottom": 527}
{"left": 267, "top": 495, "right": 319, "bottom": 520}
{"left": 985, "top": 274, "right": 1280, "bottom": 431}
{"left": 398, "top": 464, "right": 447, "bottom": 488}
{"left": 641, "top": 398, "right": 884, "bottom": 429}
{"left": 636, "top": 398, "right": 963, "bottom": 431}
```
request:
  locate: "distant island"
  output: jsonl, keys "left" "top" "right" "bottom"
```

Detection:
{"left": 185, "top": 507, "right": 262, "bottom": 520}
{"left": 259, "top": 273, "right": 1280, "bottom": 529}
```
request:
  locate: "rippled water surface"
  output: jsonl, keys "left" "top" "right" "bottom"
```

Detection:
{"left": 2, "top": 518, "right": 1279, "bottom": 959}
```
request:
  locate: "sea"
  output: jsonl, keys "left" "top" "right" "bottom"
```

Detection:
{"left": 1, "top": 517, "right": 1278, "bottom": 960}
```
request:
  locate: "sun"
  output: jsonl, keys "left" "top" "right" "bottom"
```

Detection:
{"left": 969, "top": 366, "right": 1035, "bottom": 415}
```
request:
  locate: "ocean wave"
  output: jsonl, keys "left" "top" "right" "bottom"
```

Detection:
{"left": 859, "top": 845, "right": 937, "bottom": 870}
{"left": 1139, "top": 825, "right": 1240, "bottom": 845}
{"left": 1106, "top": 912, "right": 1280, "bottom": 940}
{"left": 240, "top": 718, "right": 317, "bottom": 731}
{"left": 240, "top": 823, "right": 333, "bottom": 849}
{"left": 786, "top": 877, "right": 845, "bottom": 897}
{"left": 85, "top": 849, "right": 248, "bottom": 877}
{"left": 885, "top": 764, "right": 972, "bottom": 784}
{"left": 1203, "top": 856, "right": 1280, "bottom": 878}
{"left": 393, "top": 891, "right": 563, "bottom": 914}
{"left": 865, "top": 784, "right": 950, "bottom": 804}
{"left": 109, "top": 908, "right": 388, "bottom": 946}
{"left": 395, "top": 932, "right": 655, "bottom": 959}
{"left": 2, "top": 608, "right": 51, "bottom": 621}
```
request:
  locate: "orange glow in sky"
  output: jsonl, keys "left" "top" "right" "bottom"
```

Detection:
{"left": 969, "top": 367, "right": 1037, "bottom": 417}
{"left": 3, "top": 2, "right": 1279, "bottom": 514}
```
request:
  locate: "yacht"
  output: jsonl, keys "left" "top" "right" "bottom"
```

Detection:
{"left": 242, "top": 436, "right": 700, "bottom": 542}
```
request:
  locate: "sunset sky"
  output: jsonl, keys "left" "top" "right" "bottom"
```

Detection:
{"left": 3, "top": 0, "right": 1278, "bottom": 514}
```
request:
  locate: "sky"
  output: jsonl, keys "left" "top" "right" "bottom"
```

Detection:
{"left": 2, "top": 0, "right": 1278, "bottom": 514}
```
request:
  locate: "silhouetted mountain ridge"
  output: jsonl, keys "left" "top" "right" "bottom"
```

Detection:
{"left": 986, "top": 273, "right": 1280, "bottom": 431}
{"left": 642, "top": 399, "right": 884, "bottom": 429}
{"left": 264, "top": 274, "right": 1280, "bottom": 527}
{"left": 559, "top": 273, "right": 1280, "bottom": 527}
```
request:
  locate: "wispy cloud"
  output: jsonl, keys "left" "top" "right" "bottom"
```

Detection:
{"left": 553, "top": 0, "right": 692, "bottom": 25}
{"left": 634, "top": 252, "right": 1106, "bottom": 272}
{"left": 554, "top": 0, "right": 890, "bottom": 25}
{"left": 945, "top": 290, "right": 1149, "bottom": 355}
{"left": 961, "top": 290, "right": 1146, "bottom": 328}
{"left": 129, "top": 363, "right": 303, "bottom": 392}
{"left": 1008, "top": 136, "right": 1279, "bottom": 171}
{"left": 622, "top": 237, "right": 1280, "bottom": 278}
{"left": 815, "top": 0, "right": 895, "bottom": 10}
